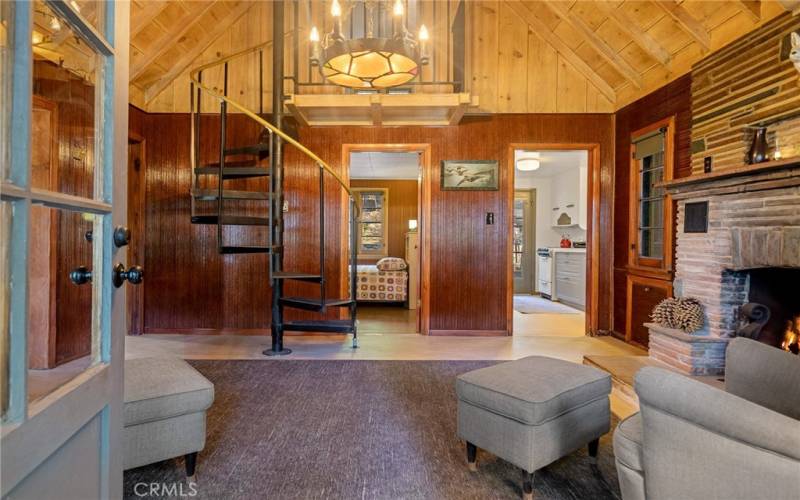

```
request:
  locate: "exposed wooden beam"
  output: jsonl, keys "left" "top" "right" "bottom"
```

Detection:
{"left": 131, "top": 1, "right": 169, "bottom": 40}
{"left": 448, "top": 93, "right": 472, "bottom": 125}
{"left": 144, "top": 2, "right": 251, "bottom": 104}
{"left": 131, "top": 2, "right": 215, "bottom": 81}
{"left": 776, "top": 0, "right": 800, "bottom": 14}
{"left": 545, "top": 1, "right": 642, "bottom": 89}
{"left": 370, "top": 95, "right": 382, "bottom": 126}
{"left": 504, "top": 1, "right": 616, "bottom": 102}
{"left": 655, "top": 1, "right": 711, "bottom": 50}
{"left": 594, "top": 1, "right": 671, "bottom": 67}
{"left": 733, "top": 0, "right": 761, "bottom": 22}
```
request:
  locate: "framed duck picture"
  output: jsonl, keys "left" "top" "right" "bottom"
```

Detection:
{"left": 440, "top": 160, "right": 499, "bottom": 191}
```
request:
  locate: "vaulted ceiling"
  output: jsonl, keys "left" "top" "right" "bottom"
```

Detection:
{"left": 127, "top": 0, "right": 800, "bottom": 114}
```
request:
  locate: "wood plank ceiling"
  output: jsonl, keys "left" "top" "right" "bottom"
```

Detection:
{"left": 127, "top": 1, "right": 797, "bottom": 113}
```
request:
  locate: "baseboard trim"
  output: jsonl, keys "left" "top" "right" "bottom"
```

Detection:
{"left": 142, "top": 328, "right": 270, "bottom": 336}
{"left": 428, "top": 329, "right": 508, "bottom": 337}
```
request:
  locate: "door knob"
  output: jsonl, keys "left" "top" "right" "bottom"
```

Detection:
{"left": 112, "top": 262, "right": 144, "bottom": 288}
{"left": 70, "top": 266, "right": 92, "bottom": 285}
{"left": 113, "top": 226, "right": 131, "bottom": 247}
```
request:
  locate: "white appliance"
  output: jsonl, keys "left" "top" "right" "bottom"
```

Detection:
{"left": 537, "top": 248, "right": 553, "bottom": 299}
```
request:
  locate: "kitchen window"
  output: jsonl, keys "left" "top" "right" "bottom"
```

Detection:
{"left": 354, "top": 188, "right": 388, "bottom": 258}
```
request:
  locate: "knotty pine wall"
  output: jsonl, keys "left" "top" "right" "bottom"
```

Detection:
{"left": 132, "top": 111, "right": 615, "bottom": 335}
{"left": 690, "top": 13, "right": 800, "bottom": 174}
{"left": 612, "top": 74, "right": 693, "bottom": 341}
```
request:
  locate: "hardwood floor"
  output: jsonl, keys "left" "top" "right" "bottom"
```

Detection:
{"left": 357, "top": 304, "right": 417, "bottom": 334}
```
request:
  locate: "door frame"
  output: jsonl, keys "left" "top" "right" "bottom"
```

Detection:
{"left": 341, "top": 144, "right": 431, "bottom": 335}
{"left": 512, "top": 189, "right": 536, "bottom": 294}
{"left": 507, "top": 143, "right": 602, "bottom": 336}
{"left": 127, "top": 132, "right": 146, "bottom": 336}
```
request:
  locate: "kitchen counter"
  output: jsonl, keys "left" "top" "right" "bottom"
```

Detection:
{"left": 550, "top": 247, "right": 586, "bottom": 253}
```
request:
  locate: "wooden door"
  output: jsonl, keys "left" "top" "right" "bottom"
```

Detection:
{"left": 1, "top": 2, "right": 130, "bottom": 498}
{"left": 513, "top": 190, "right": 535, "bottom": 294}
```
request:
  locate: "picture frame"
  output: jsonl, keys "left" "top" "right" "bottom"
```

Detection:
{"left": 440, "top": 160, "right": 499, "bottom": 191}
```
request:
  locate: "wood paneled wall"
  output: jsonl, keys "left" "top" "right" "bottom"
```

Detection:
{"left": 133, "top": 112, "right": 615, "bottom": 335}
{"left": 690, "top": 13, "right": 800, "bottom": 174}
{"left": 613, "top": 74, "right": 692, "bottom": 340}
{"left": 288, "top": 115, "right": 615, "bottom": 333}
{"left": 350, "top": 179, "right": 418, "bottom": 262}
{"left": 133, "top": 110, "right": 274, "bottom": 333}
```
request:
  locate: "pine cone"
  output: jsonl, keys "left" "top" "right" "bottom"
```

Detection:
{"left": 651, "top": 298, "right": 679, "bottom": 329}
{"left": 675, "top": 297, "right": 704, "bottom": 333}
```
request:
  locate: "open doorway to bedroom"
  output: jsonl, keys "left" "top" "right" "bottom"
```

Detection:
{"left": 511, "top": 148, "right": 589, "bottom": 337}
{"left": 346, "top": 148, "right": 424, "bottom": 334}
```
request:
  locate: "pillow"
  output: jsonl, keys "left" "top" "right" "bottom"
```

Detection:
{"left": 376, "top": 257, "right": 407, "bottom": 271}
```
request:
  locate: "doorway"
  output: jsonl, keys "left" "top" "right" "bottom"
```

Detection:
{"left": 513, "top": 190, "right": 536, "bottom": 294}
{"left": 343, "top": 145, "right": 430, "bottom": 334}
{"left": 510, "top": 148, "right": 591, "bottom": 337}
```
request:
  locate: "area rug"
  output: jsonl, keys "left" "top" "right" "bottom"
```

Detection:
{"left": 123, "top": 361, "right": 621, "bottom": 500}
{"left": 514, "top": 295, "right": 582, "bottom": 314}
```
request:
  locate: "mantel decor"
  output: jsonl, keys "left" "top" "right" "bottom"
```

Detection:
{"left": 440, "top": 160, "right": 499, "bottom": 191}
{"left": 309, "top": 0, "right": 429, "bottom": 89}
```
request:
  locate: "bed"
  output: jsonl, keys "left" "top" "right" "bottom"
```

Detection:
{"left": 354, "top": 263, "right": 408, "bottom": 303}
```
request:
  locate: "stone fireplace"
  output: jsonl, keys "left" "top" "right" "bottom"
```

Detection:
{"left": 647, "top": 160, "right": 800, "bottom": 375}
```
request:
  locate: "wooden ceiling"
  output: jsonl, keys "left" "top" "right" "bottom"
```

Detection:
{"left": 127, "top": 1, "right": 800, "bottom": 113}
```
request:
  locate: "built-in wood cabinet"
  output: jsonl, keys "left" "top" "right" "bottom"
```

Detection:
{"left": 626, "top": 275, "right": 672, "bottom": 348}
{"left": 625, "top": 116, "right": 676, "bottom": 347}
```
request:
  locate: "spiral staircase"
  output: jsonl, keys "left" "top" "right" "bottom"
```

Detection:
{"left": 187, "top": 11, "right": 358, "bottom": 356}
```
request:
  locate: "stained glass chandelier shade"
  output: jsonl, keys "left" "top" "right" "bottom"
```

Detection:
{"left": 311, "top": 0, "right": 429, "bottom": 89}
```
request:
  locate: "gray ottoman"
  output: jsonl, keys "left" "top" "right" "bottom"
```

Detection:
{"left": 456, "top": 356, "right": 611, "bottom": 499}
{"left": 124, "top": 357, "right": 214, "bottom": 476}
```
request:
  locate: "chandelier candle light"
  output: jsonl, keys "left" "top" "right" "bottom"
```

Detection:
{"left": 310, "top": 0, "right": 430, "bottom": 89}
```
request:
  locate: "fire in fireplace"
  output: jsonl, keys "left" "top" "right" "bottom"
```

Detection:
{"left": 734, "top": 268, "right": 800, "bottom": 353}
{"left": 782, "top": 315, "right": 799, "bottom": 355}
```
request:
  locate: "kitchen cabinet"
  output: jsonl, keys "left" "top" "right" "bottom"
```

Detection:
{"left": 553, "top": 250, "right": 586, "bottom": 310}
{"left": 551, "top": 165, "right": 588, "bottom": 229}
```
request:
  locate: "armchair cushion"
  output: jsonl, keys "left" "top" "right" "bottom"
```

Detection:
{"left": 613, "top": 412, "right": 643, "bottom": 471}
{"left": 725, "top": 337, "right": 800, "bottom": 420}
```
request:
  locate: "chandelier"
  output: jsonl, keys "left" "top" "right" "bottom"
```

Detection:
{"left": 309, "top": 0, "right": 429, "bottom": 89}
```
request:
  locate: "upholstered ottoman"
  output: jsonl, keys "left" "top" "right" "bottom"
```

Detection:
{"left": 123, "top": 357, "right": 214, "bottom": 477}
{"left": 456, "top": 356, "right": 611, "bottom": 499}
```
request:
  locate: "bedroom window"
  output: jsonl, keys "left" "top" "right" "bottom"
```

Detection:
{"left": 354, "top": 188, "right": 388, "bottom": 258}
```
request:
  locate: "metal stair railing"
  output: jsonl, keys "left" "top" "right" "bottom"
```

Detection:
{"left": 188, "top": 32, "right": 360, "bottom": 352}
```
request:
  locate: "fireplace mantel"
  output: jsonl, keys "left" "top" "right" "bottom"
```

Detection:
{"left": 661, "top": 157, "right": 800, "bottom": 200}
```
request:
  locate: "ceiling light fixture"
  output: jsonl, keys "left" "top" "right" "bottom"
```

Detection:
{"left": 516, "top": 158, "right": 541, "bottom": 171}
{"left": 309, "top": 0, "right": 430, "bottom": 89}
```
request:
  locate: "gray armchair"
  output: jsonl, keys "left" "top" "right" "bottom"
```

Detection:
{"left": 614, "top": 338, "right": 800, "bottom": 500}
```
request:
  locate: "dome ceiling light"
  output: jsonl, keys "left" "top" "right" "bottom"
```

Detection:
{"left": 309, "top": 0, "right": 430, "bottom": 90}
{"left": 516, "top": 152, "right": 541, "bottom": 171}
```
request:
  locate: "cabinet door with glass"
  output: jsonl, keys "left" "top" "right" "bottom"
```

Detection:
{"left": 629, "top": 117, "right": 674, "bottom": 273}
{"left": 354, "top": 188, "right": 388, "bottom": 258}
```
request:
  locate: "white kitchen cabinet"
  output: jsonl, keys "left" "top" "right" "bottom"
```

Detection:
{"left": 551, "top": 165, "right": 588, "bottom": 229}
{"left": 553, "top": 250, "right": 586, "bottom": 310}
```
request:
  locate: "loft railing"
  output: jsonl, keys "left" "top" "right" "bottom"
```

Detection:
{"left": 187, "top": 32, "right": 360, "bottom": 303}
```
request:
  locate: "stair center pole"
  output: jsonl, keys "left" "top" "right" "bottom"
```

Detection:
{"left": 266, "top": 0, "right": 291, "bottom": 356}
